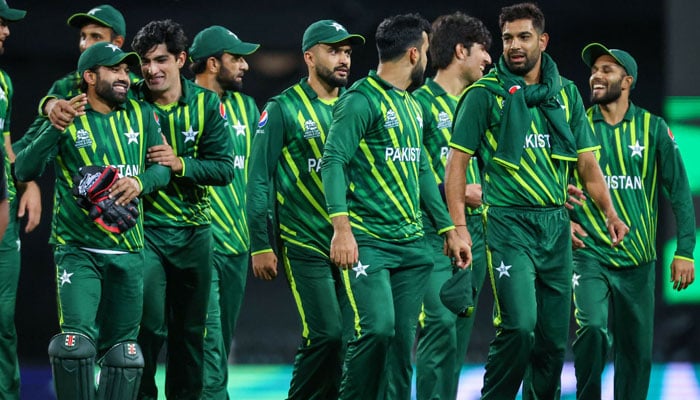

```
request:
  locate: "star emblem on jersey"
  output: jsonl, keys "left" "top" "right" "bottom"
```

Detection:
{"left": 233, "top": 123, "right": 246, "bottom": 136}
{"left": 628, "top": 140, "right": 644, "bottom": 157}
{"left": 105, "top": 43, "right": 121, "bottom": 52}
{"left": 182, "top": 126, "right": 199, "bottom": 142}
{"left": 495, "top": 261, "right": 512, "bottom": 278}
{"left": 124, "top": 128, "right": 140, "bottom": 144}
{"left": 330, "top": 22, "right": 345, "bottom": 32}
{"left": 353, "top": 261, "right": 369, "bottom": 278}
{"left": 572, "top": 273, "right": 581, "bottom": 288}
{"left": 59, "top": 270, "right": 74, "bottom": 287}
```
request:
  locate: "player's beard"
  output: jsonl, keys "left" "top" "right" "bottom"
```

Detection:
{"left": 408, "top": 60, "right": 426, "bottom": 91}
{"left": 95, "top": 77, "right": 129, "bottom": 107}
{"left": 316, "top": 63, "right": 348, "bottom": 88}
{"left": 590, "top": 79, "right": 622, "bottom": 105}
{"left": 216, "top": 63, "right": 243, "bottom": 92}
{"left": 505, "top": 50, "right": 538, "bottom": 76}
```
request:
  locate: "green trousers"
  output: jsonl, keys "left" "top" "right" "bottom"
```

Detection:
{"left": 338, "top": 235, "right": 433, "bottom": 400}
{"left": 0, "top": 199, "right": 19, "bottom": 400}
{"left": 481, "top": 206, "right": 572, "bottom": 400}
{"left": 138, "top": 225, "right": 212, "bottom": 400}
{"left": 282, "top": 242, "right": 345, "bottom": 400}
{"left": 415, "top": 214, "right": 486, "bottom": 400}
{"left": 54, "top": 245, "right": 144, "bottom": 352}
{"left": 202, "top": 251, "right": 249, "bottom": 400}
{"left": 572, "top": 256, "right": 655, "bottom": 400}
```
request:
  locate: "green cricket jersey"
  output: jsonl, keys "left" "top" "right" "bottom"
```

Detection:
{"left": 15, "top": 71, "right": 141, "bottom": 155}
{"left": 14, "top": 99, "right": 170, "bottom": 251}
{"left": 413, "top": 78, "right": 483, "bottom": 221}
{"left": 450, "top": 77, "right": 599, "bottom": 207}
{"left": 322, "top": 71, "right": 454, "bottom": 242}
{"left": 132, "top": 77, "right": 235, "bottom": 227}
{"left": 570, "top": 102, "right": 695, "bottom": 266}
{"left": 247, "top": 79, "right": 337, "bottom": 256}
{"left": 210, "top": 90, "right": 259, "bottom": 255}
{"left": 0, "top": 69, "right": 16, "bottom": 205}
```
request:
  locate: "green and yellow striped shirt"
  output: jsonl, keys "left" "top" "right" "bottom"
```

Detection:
{"left": 322, "top": 71, "right": 454, "bottom": 242}
{"left": 570, "top": 102, "right": 695, "bottom": 266}
{"left": 450, "top": 77, "right": 599, "bottom": 207}
{"left": 248, "top": 79, "right": 337, "bottom": 256}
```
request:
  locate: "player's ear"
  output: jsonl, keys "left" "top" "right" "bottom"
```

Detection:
{"left": 207, "top": 56, "right": 219, "bottom": 73}
{"left": 83, "top": 68, "right": 97, "bottom": 86}
{"left": 111, "top": 35, "right": 125, "bottom": 49}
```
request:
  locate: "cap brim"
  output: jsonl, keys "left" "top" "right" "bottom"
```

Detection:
{"left": 67, "top": 13, "right": 110, "bottom": 30}
{"left": 324, "top": 34, "right": 365, "bottom": 47}
{"left": 0, "top": 8, "right": 26, "bottom": 22}
{"left": 116, "top": 52, "right": 141, "bottom": 69}
{"left": 228, "top": 42, "right": 260, "bottom": 56}
{"left": 581, "top": 42, "right": 621, "bottom": 68}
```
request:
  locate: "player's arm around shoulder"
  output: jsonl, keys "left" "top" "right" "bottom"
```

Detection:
{"left": 116, "top": 101, "right": 171, "bottom": 205}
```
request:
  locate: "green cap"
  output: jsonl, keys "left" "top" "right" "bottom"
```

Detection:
{"left": 581, "top": 42, "right": 638, "bottom": 89}
{"left": 189, "top": 25, "right": 260, "bottom": 61}
{"left": 67, "top": 5, "right": 126, "bottom": 38}
{"left": 439, "top": 267, "right": 475, "bottom": 318}
{"left": 0, "top": 0, "right": 26, "bottom": 22}
{"left": 77, "top": 41, "right": 140, "bottom": 75}
{"left": 301, "top": 19, "right": 365, "bottom": 52}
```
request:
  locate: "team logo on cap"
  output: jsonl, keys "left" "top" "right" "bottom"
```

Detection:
{"left": 330, "top": 22, "right": 346, "bottom": 32}
{"left": 258, "top": 110, "right": 269, "bottom": 128}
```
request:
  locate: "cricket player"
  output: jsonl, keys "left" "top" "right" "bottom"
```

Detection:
{"left": 322, "top": 13, "right": 471, "bottom": 400}
{"left": 130, "top": 19, "right": 235, "bottom": 400}
{"left": 15, "top": 42, "right": 170, "bottom": 400}
{"left": 411, "top": 11, "right": 492, "bottom": 400}
{"left": 570, "top": 42, "right": 696, "bottom": 400}
{"left": 444, "top": 3, "right": 628, "bottom": 399}
{"left": 247, "top": 19, "right": 364, "bottom": 399}
{"left": 0, "top": 3, "right": 29, "bottom": 398}
{"left": 188, "top": 25, "right": 260, "bottom": 399}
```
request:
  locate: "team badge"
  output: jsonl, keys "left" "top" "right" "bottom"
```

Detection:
{"left": 124, "top": 128, "right": 140, "bottom": 144}
{"left": 437, "top": 111, "right": 451, "bottom": 129}
{"left": 74, "top": 129, "right": 93, "bottom": 149}
{"left": 303, "top": 120, "right": 321, "bottom": 139}
{"left": 152, "top": 111, "right": 160, "bottom": 125}
{"left": 384, "top": 109, "right": 399, "bottom": 129}
{"left": 258, "top": 110, "right": 269, "bottom": 128}
{"left": 667, "top": 127, "right": 675, "bottom": 141}
{"left": 353, "top": 261, "right": 369, "bottom": 278}
{"left": 508, "top": 85, "right": 521, "bottom": 94}
{"left": 219, "top": 102, "right": 227, "bottom": 120}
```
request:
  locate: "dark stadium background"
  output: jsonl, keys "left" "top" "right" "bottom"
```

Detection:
{"left": 5, "top": 0, "right": 698, "bottom": 366}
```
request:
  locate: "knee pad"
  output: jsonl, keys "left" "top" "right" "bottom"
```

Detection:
{"left": 48, "top": 332, "right": 96, "bottom": 400}
{"left": 96, "top": 341, "right": 144, "bottom": 400}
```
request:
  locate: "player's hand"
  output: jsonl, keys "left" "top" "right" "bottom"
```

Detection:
{"left": 109, "top": 177, "right": 141, "bottom": 206}
{"left": 464, "top": 183, "right": 482, "bottom": 209}
{"left": 147, "top": 134, "right": 183, "bottom": 173}
{"left": 330, "top": 225, "right": 358, "bottom": 269}
{"left": 252, "top": 252, "right": 278, "bottom": 281}
{"left": 17, "top": 181, "right": 42, "bottom": 233}
{"left": 444, "top": 229, "right": 472, "bottom": 268}
{"left": 571, "top": 221, "right": 588, "bottom": 249}
{"left": 47, "top": 94, "right": 87, "bottom": 131}
{"left": 605, "top": 214, "right": 628, "bottom": 247}
{"left": 565, "top": 184, "right": 586, "bottom": 210}
{"left": 671, "top": 258, "right": 695, "bottom": 291}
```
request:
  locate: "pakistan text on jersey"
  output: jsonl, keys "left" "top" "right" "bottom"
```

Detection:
{"left": 112, "top": 164, "right": 140, "bottom": 177}
{"left": 308, "top": 158, "right": 322, "bottom": 173}
{"left": 385, "top": 147, "right": 421, "bottom": 162}
{"left": 605, "top": 175, "right": 642, "bottom": 190}
{"left": 523, "top": 134, "right": 551, "bottom": 149}
{"left": 234, "top": 155, "right": 245, "bottom": 170}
